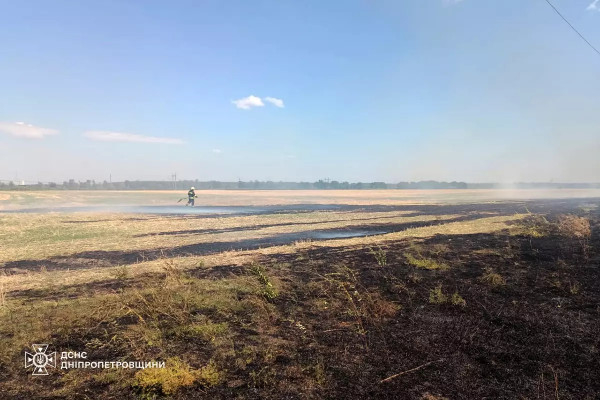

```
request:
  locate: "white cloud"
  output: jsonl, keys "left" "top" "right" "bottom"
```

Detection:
{"left": 264, "top": 97, "right": 285, "bottom": 108}
{"left": 212, "top": 148, "right": 222, "bottom": 153}
{"left": 0, "top": 121, "right": 58, "bottom": 139}
{"left": 587, "top": 0, "right": 599, "bottom": 11}
{"left": 83, "top": 131, "right": 184, "bottom": 144}
{"left": 232, "top": 95, "right": 264, "bottom": 110}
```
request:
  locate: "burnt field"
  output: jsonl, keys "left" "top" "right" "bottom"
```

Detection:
{"left": 0, "top": 194, "right": 599, "bottom": 399}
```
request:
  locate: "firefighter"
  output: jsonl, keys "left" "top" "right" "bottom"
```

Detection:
{"left": 186, "top": 186, "right": 197, "bottom": 206}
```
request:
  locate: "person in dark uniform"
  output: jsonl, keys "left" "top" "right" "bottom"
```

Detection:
{"left": 186, "top": 186, "right": 197, "bottom": 206}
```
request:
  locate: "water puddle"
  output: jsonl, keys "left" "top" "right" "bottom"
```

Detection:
{"left": 307, "top": 230, "right": 389, "bottom": 240}
{"left": 0, "top": 205, "right": 265, "bottom": 214}
{"left": 0, "top": 204, "right": 345, "bottom": 215}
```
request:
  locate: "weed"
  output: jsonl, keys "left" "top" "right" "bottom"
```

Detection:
{"left": 369, "top": 245, "right": 387, "bottom": 266}
{"left": 313, "top": 358, "right": 326, "bottom": 385}
{"left": 250, "top": 263, "right": 279, "bottom": 301}
{"left": 161, "top": 257, "right": 187, "bottom": 286}
{"left": 112, "top": 265, "right": 130, "bottom": 281}
{"left": 322, "top": 265, "right": 367, "bottom": 335}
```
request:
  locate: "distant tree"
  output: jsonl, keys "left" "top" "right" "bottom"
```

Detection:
{"left": 369, "top": 182, "right": 387, "bottom": 189}
{"left": 314, "top": 180, "right": 327, "bottom": 189}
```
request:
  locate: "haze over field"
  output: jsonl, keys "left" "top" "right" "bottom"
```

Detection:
{"left": 1, "top": 189, "right": 600, "bottom": 211}
{"left": 1, "top": 0, "right": 600, "bottom": 184}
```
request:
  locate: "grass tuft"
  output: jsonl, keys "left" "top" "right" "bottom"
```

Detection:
{"left": 429, "top": 285, "right": 447, "bottom": 304}
{"left": 406, "top": 254, "right": 448, "bottom": 270}
{"left": 450, "top": 292, "right": 467, "bottom": 307}
{"left": 479, "top": 268, "right": 506, "bottom": 287}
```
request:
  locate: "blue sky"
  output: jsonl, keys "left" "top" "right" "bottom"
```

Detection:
{"left": 1, "top": 0, "right": 599, "bottom": 183}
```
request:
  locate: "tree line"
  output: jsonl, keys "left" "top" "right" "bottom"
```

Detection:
{"left": 1, "top": 179, "right": 597, "bottom": 191}
{"left": 0, "top": 179, "right": 469, "bottom": 190}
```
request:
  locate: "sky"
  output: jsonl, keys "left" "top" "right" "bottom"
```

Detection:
{"left": 1, "top": 0, "right": 599, "bottom": 183}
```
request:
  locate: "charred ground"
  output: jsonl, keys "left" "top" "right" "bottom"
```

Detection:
{"left": 0, "top": 198, "right": 598, "bottom": 399}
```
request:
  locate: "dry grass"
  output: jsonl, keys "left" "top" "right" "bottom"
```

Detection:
{"left": 134, "top": 357, "right": 222, "bottom": 395}
{"left": 426, "top": 286, "right": 466, "bottom": 307}
{"left": 479, "top": 268, "right": 506, "bottom": 287}
{"left": 405, "top": 254, "right": 449, "bottom": 270}
{"left": 0, "top": 210, "right": 458, "bottom": 263}
{"left": 557, "top": 215, "right": 592, "bottom": 239}
{"left": 1, "top": 215, "right": 522, "bottom": 296}
{"left": 557, "top": 214, "right": 592, "bottom": 257}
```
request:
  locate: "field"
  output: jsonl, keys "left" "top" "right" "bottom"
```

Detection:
{"left": 1, "top": 190, "right": 599, "bottom": 399}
